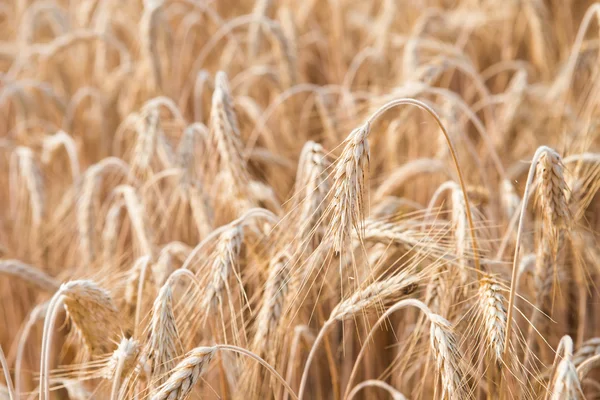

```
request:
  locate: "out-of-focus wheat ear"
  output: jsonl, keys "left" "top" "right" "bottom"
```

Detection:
{"left": 40, "top": 280, "right": 121, "bottom": 400}
{"left": 149, "top": 346, "right": 216, "bottom": 400}
{"left": 104, "top": 337, "right": 141, "bottom": 400}
{"left": 209, "top": 71, "right": 249, "bottom": 191}
{"left": 131, "top": 109, "right": 160, "bottom": 179}
{"left": 10, "top": 146, "right": 45, "bottom": 262}
{"left": 267, "top": 23, "right": 297, "bottom": 90}
{"left": 500, "top": 179, "right": 521, "bottom": 222}
{"left": 41, "top": 130, "right": 80, "bottom": 181}
{"left": 78, "top": 158, "right": 131, "bottom": 266}
{"left": 0, "top": 260, "right": 59, "bottom": 292}
{"left": 139, "top": 0, "right": 164, "bottom": 91}
{"left": 115, "top": 185, "right": 155, "bottom": 258}
{"left": 478, "top": 275, "right": 507, "bottom": 363}
{"left": 573, "top": 338, "right": 600, "bottom": 367}
{"left": 328, "top": 122, "right": 370, "bottom": 254}
{"left": 145, "top": 278, "right": 182, "bottom": 389}
{"left": 0, "top": 344, "right": 15, "bottom": 400}
{"left": 247, "top": 0, "right": 272, "bottom": 59}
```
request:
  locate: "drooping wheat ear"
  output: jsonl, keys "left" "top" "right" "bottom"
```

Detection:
{"left": 115, "top": 185, "right": 155, "bottom": 257}
{"left": 131, "top": 109, "right": 160, "bottom": 177}
{"left": 0, "top": 259, "right": 59, "bottom": 292}
{"left": 330, "top": 271, "right": 420, "bottom": 321}
{"left": 267, "top": 23, "right": 297, "bottom": 90}
{"left": 210, "top": 71, "right": 249, "bottom": 189}
{"left": 573, "top": 338, "right": 600, "bottom": 367}
{"left": 505, "top": 146, "right": 569, "bottom": 362}
{"left": 78, "top": 158, "right": 130, "bottom": 265}
{"left": 478, "top": 275, "right": 507, "bottom": 363}
{"left": 548, "top": 336, "right": 583, "bottom": 400}
{"left": 140, "top": 0, "right": 164, "bottom": 91}
{"left": 177, "top": 125, "right": 201, "bottom": 185}
{"left": 252, "top": 252, "right": 291, "bottom": 357}
{"left": 61, "top": 280, "right": 121, "bottom": 354}
{"left": 146, "top": 279, "right": 182, "bottom": 388}
{"left": 247, "top": 0, "right": 272, "bottom": 59}
{"left": 329, "top": 122, "right": 370, "bottom": 254}
{"left": 40, "top": 280, "right": 121, "bottom": 399}
{"left": 41, "top": 130, "right": 80, "bottom": 180}
{"left": 202, "top": 223, "right": 244, "bottom": 313}
{"left": 105, "top": 337, "right": 141, "bottom": 400}
{"left": 429, "top": 314, "right": 468, "bottom": 400}
{"left": 535, "top": 148, "right": 570, "bottom": 236}
{"left": 294, "top": 141, "right": 330, "bottom": 248}
{"left": 149, "top": 346, "right": 216, "bottom": 400}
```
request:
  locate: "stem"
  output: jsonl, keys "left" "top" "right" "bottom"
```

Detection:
{"left": 39, "top": 291, "right": 65, "bottom": 400}
{"left": 298, "top": 319, "right": 336, "bottom": 400}
{"left": 110, "top": 356, "right": 125, "bottom": 400}
{"left": 343, "top": 299, "right": 431, "bottom": 400}
{"left": 215, "top": 344, "right": 298, "bottom": 400}
{"left": 0, "top": 344, "right": 16, "bottom": 400}
{"left": 134, "top": 256, "right": 151, "bottom": 338}
{"left": 15, "top": 302, "right": 48, "bottom": 399}
{"left": 317, "top": 304, "right": 340, "bottom": 400}
{"left": 366, "top": 98, "right": 482, "bottom": 273}
{"left": 347, "top": 379, "right": 406, "bottom": 400}
{"left": 503, "top": 146, "right": 550, "bottom": 363}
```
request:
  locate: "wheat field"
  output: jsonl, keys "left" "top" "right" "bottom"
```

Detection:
{"left": 1, "top": 0, "right": 600, "bottom": 399}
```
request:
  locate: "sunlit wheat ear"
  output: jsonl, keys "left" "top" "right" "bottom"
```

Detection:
{"left": 104, "top": 337, "right": 141, "bottom": 400}
{"left": 61, "top": 280, "right": 121, "bottom": 355}
{"left": 0, "top": 259, "right": 59, "bottom": 292}
{"left": 209, "top": 71, "right": 249, "bottom": 190}
{"left": 149, "top": 346, "right": 216, "bottom": 400}
{"left": 294, "top": 141, "right": 330, "bottom": 248}
{"left": 201, "top": 223, "right": 245, "bottom": 344}
{"left": 252, "top": 252, "right": 291, "bottom": 357}
{"left": 145, "top": 279, "right": 182, "bottom": 389}
{"left": 505, "top": 146, "right": 570, "bottom": 361}
{"left": 330, "top": 273, "right": 419, "bottom": 321}
{"left": 478, "top": 275, "right": 507, "bottom": 363}
{"left": 549, "top": 336, "right": 583, "bottom": 400}
{"left": 535, "top": 148, "right": 571, "bottom": 236}
{"left": 328, "top": 122, "right": 370, "bottom": 254}
{"left": 40, "top": 280, "right": 121, "bottom": 399}
{"left": 429, "top": 314, "right": 468, "bottom": 400}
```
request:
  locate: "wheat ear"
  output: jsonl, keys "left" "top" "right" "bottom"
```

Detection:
{"left": 0, "top": 260, "right": 59, "bottom": 292}
{"left": 0, "top": 344, "right": 15, "bottom": 400}
{"left": 504, "top": 146, "right": 569, "bottom": 361}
